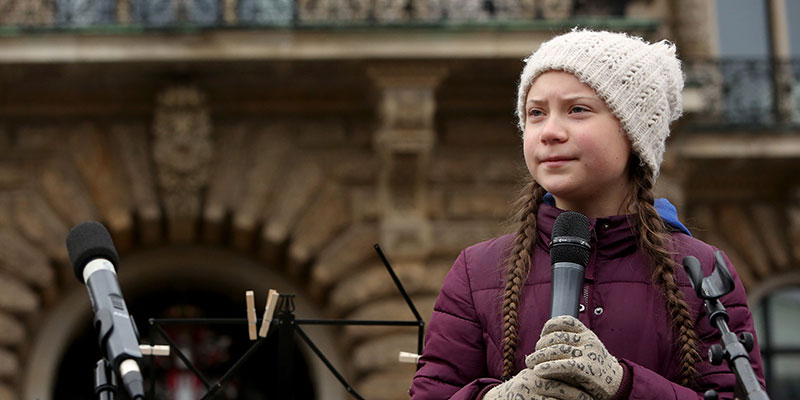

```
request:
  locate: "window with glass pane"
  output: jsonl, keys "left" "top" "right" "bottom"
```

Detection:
{"left": 752, "top": 287, "right": 800, "bottom": 399}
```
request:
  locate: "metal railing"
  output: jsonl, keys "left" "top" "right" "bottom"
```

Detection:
{"left": 0, "top": 0, "right": 635, "bottom": 29}
{"left": 684, "top": 59, "right": 800, "bottom": 129}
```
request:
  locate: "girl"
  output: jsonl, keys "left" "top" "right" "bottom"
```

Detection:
{"left": 409, "top": 30, "right": 766, "bottom": 399}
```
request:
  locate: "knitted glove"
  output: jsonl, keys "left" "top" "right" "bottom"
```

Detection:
{"left": 482, "top": 367, "right": 594, "bottom": 400}
{"left": 527, "top": 316, "right": 623, "bottom": 400}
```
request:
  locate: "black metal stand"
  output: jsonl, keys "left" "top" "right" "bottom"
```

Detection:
{"left": 95, "top": 359, "right": 117, "bottom": 400}
{"left": 683, "top": 251, "right": 769, "bottom": 400}
{"left": 143, "top": 244, "right": 424, "bottom": 399}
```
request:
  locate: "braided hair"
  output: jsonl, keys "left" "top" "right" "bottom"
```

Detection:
{"left": 500, "top": 160, "right": 701, "bottom": 386}
{"left": 629, "top": 159, "right": 702, "bottom": 387}
{"left": 501, "top": 177, "right": 546, "bottom": 380}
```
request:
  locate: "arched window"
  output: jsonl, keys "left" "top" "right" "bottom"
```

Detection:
{"left": 749, "top": 274, "right": 800, "bottom": 399}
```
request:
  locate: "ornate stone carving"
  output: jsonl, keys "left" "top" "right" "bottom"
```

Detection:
{"left": 373, "top": 0, "right": 408, "bottom": 22}
{"left": 297, "top": 0, "right": 370, "bottom": 22}
{"left": 491, "top": 0, "right": 536, "bottom": 19}
{"left": 411, "top": 0, "right": 443, "bottom": 21}
{"left": 0, "top": 0, "right": 54, "bottom": 25}
{"left": 538, "top": 0, "right": 573, "bottom": 19}
{"left": 152, "top": 85, "right": 214, "bottom": 242}
{"left": 443, "top": 0, "right": 488, "bottom": 20}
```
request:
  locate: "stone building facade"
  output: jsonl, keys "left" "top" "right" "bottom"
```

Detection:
{"left": 0, "top": 0, "right": 798, "bottom": 399}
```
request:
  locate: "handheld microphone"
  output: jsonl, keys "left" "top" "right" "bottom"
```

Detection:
{"left": 549, "top": 212, "right": 591, "bottom": 318}
{"left": 66, "top": 221, "right": 144, "bottom": 399}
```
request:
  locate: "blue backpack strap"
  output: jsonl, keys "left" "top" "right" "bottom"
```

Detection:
{"left": 655, "top": 198, "right": 691, "bottom": 236}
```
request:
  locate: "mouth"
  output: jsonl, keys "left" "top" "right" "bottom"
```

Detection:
{"left": 540, "top": 156, "right": 575, "bottom": 167}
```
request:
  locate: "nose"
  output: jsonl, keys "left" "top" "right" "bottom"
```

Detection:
{"left": 539, "top": 114, "right": 568, "bottom": 144}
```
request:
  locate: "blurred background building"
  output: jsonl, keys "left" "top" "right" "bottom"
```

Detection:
{"left": 0, "top": 0, "right": 797, "bottom": 399}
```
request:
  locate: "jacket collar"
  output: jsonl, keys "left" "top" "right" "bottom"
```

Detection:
{"left": 536, "top": 202, "right": 638, "bottom": 262}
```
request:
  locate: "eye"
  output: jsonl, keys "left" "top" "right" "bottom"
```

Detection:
{"left": 527, "top": 108, "right": 544, "bottom": 118}
{"left": 570, "top": 105, "right": 589, "bottom": 114}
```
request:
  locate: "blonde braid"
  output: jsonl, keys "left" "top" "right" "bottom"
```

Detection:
{"left": 632, "top": 165, "right": 701, "bottom": 387}
{"left": 501, "top": 179, "right": 546, "bottom": 380}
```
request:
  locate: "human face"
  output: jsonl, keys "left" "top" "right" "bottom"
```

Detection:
{"left": 523, "top": 71, "right": 633, "bottom": 217}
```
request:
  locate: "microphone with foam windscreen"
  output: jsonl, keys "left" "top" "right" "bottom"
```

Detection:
{"left": 66, "top": 221, "right": 144, "bottom": 399}
{"left": 549, "top": 212, "right": 591, "bottom": 318}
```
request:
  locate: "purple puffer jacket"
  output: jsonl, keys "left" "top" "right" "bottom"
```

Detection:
{"left": 410, "top": 203, "right": 765, "bottom": 399}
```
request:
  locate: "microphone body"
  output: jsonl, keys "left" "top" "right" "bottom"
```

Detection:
{"left": 550, "top": 261, "right": 586, "bottom": 317}
{"left": 67, "top": 222, "right": 144, "bottom": 399}
{"left": 549, "top": 212, "right": 591, "bottom": 318}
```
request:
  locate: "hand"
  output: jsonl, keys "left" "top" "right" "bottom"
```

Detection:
{"left": 527, "top": 316, "right": 623, "bottom": 400}
{"left": 482, "top": 367, "right": 594, "bottom": 400}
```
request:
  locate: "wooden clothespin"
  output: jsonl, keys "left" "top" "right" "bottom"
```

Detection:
{"left": 259, "top": 289, "right": 280, "bottom": 338}
{"left": 140, "top": 345, "right": 171, "bottom": 356}
{"left": 399, "top": 351, "right": 421, "bottom": 364}
{"left": 246, "top": 290, "right": 257, "bottom": 340}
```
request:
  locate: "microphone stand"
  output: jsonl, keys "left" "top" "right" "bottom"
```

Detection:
{"left": 95, "top": 359, "right": 117, "bottom": 400}
{"left": 144, "top": 244, "right": 424, "bottom": 400}
{"left": 683, "top": 252, "right": 769, "bottom": 400}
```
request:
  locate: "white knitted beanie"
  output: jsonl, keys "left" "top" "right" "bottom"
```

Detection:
{"left": 516, "top": 29, "right": 684, "bottom": 177}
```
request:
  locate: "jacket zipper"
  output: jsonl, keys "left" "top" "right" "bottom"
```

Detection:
{"left": 583, "top": 284, "right": 589, "bottom": 306}
{"left": 583, "top": 282, "right": 592, "bottom": 328}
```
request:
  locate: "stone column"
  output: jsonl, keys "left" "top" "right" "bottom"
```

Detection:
{"left": 369, "top": 65, "right": 447, "bottom": 261}
{"left": 654, "top": 146, "right": 690, "bottom": 216}
{"left": 670, "top": 0, "right": 725, "bottom": 121}
{"left": 357, "top": 64, "right": 446, "bottom": 399}
{"left": 767, "top": 0, "right": 796, "bottom": 123}
{"left": 670, "top": 0, "right": 720, "bottom": 59}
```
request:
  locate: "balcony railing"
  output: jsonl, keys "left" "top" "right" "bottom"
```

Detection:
{"left": 0, "top": 0, "right": 638, "bottom": 30}
{"left": 683, "top": 59, "right": 800, "bottom": 129}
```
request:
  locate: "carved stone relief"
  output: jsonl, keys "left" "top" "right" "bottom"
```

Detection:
{"left": 152, "top": 85, "right": 214, "bottom": 242}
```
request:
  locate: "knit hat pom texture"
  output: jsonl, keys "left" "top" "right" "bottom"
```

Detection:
{"left": 517, "top": 29, "right": 684, "bottom": 177}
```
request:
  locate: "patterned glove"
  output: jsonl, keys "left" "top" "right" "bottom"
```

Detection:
{"left": 527, "top": 316, "right": 623, "bottom": 400}
{"left": 482, "top": 367, "right": 594, "bottom": 400}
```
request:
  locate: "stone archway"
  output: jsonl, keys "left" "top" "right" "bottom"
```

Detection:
{"left": 21, "top": 246, "right": 346, "bottom": 400}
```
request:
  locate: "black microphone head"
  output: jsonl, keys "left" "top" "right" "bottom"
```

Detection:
{"left": 550, "top": 212, "right": 591, "bottom": 266}
{"left": 66, "top": 221, "right": 120, "bottom": 283}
